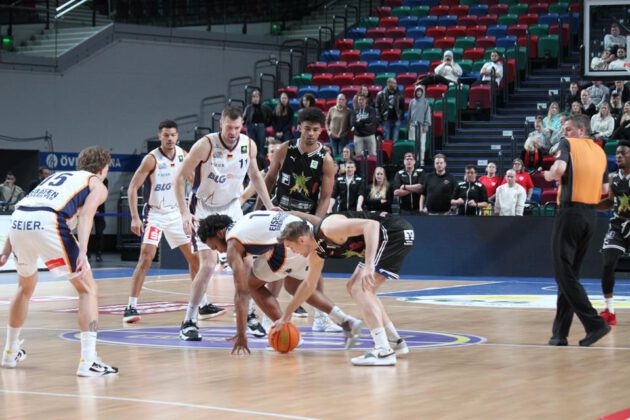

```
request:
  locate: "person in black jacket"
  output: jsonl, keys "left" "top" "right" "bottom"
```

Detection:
{"left": 392, "top": 153, "right": 424, "bottom": 215}
{"left": 450, "top": 165, "right": 489, "bottom": 216}
{"left": 420, "top": 154, "right": 457, "bottom": 215}
{"left": 351, "top": 94, "right": 379, "bottom": 157}
{"left": 364, "top": 166, "right": 393, "bottom": 212}
{"left": 272, "top": 92, "right": 294, "bottom": 141}
{"left": 330, "top": 160, "right": 365, "bottom": 212}
{"left": 375, "top": 78, "right": 405, "bottom": 142}
{"left": 243, "top": 89, "right": 272, "bottom": 168}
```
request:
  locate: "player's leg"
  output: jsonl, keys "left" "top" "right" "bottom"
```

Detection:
{"left": 312, "top": 277, "right": 343, "bottom": 332}
{"left": 600, "top": 241, "right": 624, "bottom": 325}
{"left": 179, "top": 248, "right": 218, "bottom": 341}
{"left": 249, "top": 275, "right": 283, "bottom": 322}
{"left": 178, "top": 243, "right": 200, "bottom": 281}
{"left": 2, "top": 272, "right": 36, "bottom": 368}
{"left": 124, "top": 242, "right": 158, "bottom": 323}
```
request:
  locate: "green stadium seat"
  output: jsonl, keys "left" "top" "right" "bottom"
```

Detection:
{"left": 508, "top": 4, "right": 529, "bottom": 16}
{"left": 472, "top": 59, "right": 486, "bottom": 72}
{"left": 537, "top": 35, "right": 559, "bottom": 58}
{"left": 375, "top": 72, "right": 396, "bottom": 87}
{"left": 605, "top": 140, "right": 619, "bottom": 156}
{"left": 529, "top": 24, "right": 549, "bottom": 36}
{"left": 264, "top": 99, "right": 278, "bottom": 108}
{"left": 485, "top": 47, "right": 506, "bottom": 60}
{"left": 455, "top": 36, "right": 476, "bottom": 49}
{"left": 361, "top": 17, "right": 379, "bottom": 28}
{"left": 434, "top": 97, "right": 457, "bottom": 123}
{"left": 505, "top": 46, "right": 527, "bottom": 71}
{"left": 549, "top": 2, "right": 569, "bottom": 14}
{"left": 392, "top": 6, "right": 411, "bottom": 17}
{"left": 392, "top": 140, "right": 416, "bottom": 165}
{"left": 421, "top": 48, "right": 443, "bottom": 61}
{"left": 459, "top": 59, "right": 473, "bottom": 73}
{"left": 498, "top": 14, "right": 518, "bottom": 26}
{"left": 401, "top": 48, "right": 423, "bottom": 61}
{"left": 447, "top": 84, "right": 470, "bottom": 110}
{"left": 291, "top": 73, "right": 313, "bottom": 87}
{"left": 498, "top": 0, "right": 518, "bottom": 5}
{"left": 399, "top": 125, "right": 408, "bottom": 140}
{"left": 410, "top": 6, "right": 430, "bottom": 17}
{"left": 452, "top": 48, "right": 464, "bottom": 61}
{"left": 354, "top": 38, "right": 374, "bottom": 51}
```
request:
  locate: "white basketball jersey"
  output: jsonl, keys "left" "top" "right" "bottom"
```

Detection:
{"left": 193, "top": 133, "right": 251, "bottom": 207}
{"left": 226, "top": 211, "right": 303, "bottom": 255}
{"left": 145, "top": 146, "right": 185, "bottom": 211}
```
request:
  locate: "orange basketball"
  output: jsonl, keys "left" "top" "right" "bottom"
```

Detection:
{"left": 268, "top": 322, "right": 300, "bottom": 353}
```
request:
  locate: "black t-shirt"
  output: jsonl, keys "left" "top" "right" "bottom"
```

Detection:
{"left": 422, "top": 171, "right": 457, "bottom": 213}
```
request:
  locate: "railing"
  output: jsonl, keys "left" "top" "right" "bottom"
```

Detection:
{"left": 0, "top": 131, "right": 54, "bottom": 151}
{"left": 199, "top": 94, "right": 226, "bottom": 127}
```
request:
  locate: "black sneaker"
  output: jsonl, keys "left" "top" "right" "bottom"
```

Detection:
{"left": 198, "top": 303, "right": 226, "bottom": 320}
{"left": 123, "top": 306, "right": 141, "bottom": 323}
{"left": 292, "top": 306, "right": 308, "bottom": 318}
{"left": 179, "top": 320, "right": 202, "bottom": 341}
{"left": 247, "top": 312, "right": 266, "bottom": 338}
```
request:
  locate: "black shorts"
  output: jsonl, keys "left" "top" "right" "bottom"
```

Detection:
{"left": 602, "top": 227, "right": 630, "bottom": 253}
{"left": 359, "top": 216, "right": 415, "bottom": 280}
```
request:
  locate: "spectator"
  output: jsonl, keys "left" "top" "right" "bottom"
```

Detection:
{"left": 351, "top": 94, "right": 379, "bottom": 157}
{"left": 521, "top": 133, "right": 545, "bottom": 172}
{"left": 587, "top": 81, "right": 610, "bottom": 110}
{"left": 375, "top": 78, "right": 405, "bottom": 142}
{"left": 526, "top": 118, "right": 553, "bottom": 152}
{"left": 590, "top": 48, "right": 611, "bottom": 71}
{"left": 604, "top": 23, "right": 626, "bottom": 50}
{"left": 27, "top": 165, "right": 50, "bottom": 193}
{"left": 272, "top": 92, "right": 294, "bottom": 142}
{"left": 502, "top": 158, "right": 534, "bottom": 201}
{"left": 570, "top": 100, "right": 584, "bottom": 117}
{"left": 549, "top": 114, "right": 569, "bottom": 149}
{"left": 326, "top": 93, "right": 352, "bottom": 157}
{"left": 353, "top": 85, "right": 373, "bottom": 107}
{"left": 320, "top": 143, "right": 339, "bottom": 175}
{"left": 612, "top": 80, "right": 630, "bottom": 103}
{"left": 0, "top": 172, "right": 25, "bottom": 212}
{"left": 408, "top": 85, "right": 432, "bottom": 166}
{"left": 434, "top": 50, "right": 463, "bottom": 84}
{"left": 330, "top": 160, "right": 364, "bottom": 212}
{"left": 450, "top": 165, "right": 489, "bottom": 216}
{"left": 479, "top": 50, "right": 503, "bottom": 86}
{"left": 612, "top": 101, "right": 630, "bottom": 140}
{"left": 610, "top": 92, "right": 624, "bottom": 122}
{"left": 243, "top": 89, "right": 272, "bottom": 168}
{"left": 565, "top": 82, "right": 581, "bottom": 111}
{"left": 392, "top": 152, "right": 424, "bottom": 215}
{"left": 420, "top": 154, "right": 457, "bottom": 215}
{"left": 364, "top": 166, "right": 393, "bottom": 212}
{"left": 581, "top": 90, "right": 597, "bottom": 118}
{"left": 338, "top": 146, "right": 354, "bottom": 175}
{"left": 591, "top": 101, "right": 615, "bottom": 141}
{"left": 300, "top": 93, "right": 316, "bottom": 109}
{"left": 494, "top": 169, "right": 526, "bottom": 216}
{"left": 543, "top": 102, "right": 561, "bottom": 131}
{"left": 609, "top": 46, "right": 628, "bottom": 70}
{"left": 479, "top": 162, "right": 501, "bottom": 202}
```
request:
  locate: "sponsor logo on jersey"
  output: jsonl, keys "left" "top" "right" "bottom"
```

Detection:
{"left": 310, "top": 160, "right": 319, "bottom": 169}
{"left": 281, "top": 173, "right": 290, "bottom": 186}
{"left": 403, "top": 229, "right": 415, "bottom": 245}
{"left": 241, "top": 145, "right": 248, "bottom": 154}
{"left": 208, "top": 172, "right": 228, "bottom": 183}
{"left": 154, "top": 183, "right": 172, "bottom": 191}
{"left": 289, "top": 173, "right": 312, "bottom": 196}
{"left": 158, "top": 163, "right": 168, "bottom": 170}
{"left": 178, "top": 155, "right": 184, "bottom": 162}
{"left": 147, "top": 226, "right": 161, "bottom": 242}
{"left": 213, "top": 151, "right": 223, "bottom": 158}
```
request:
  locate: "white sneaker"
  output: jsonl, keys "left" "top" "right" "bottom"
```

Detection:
{"left": 261, "top": 315, "right": 274, "bottom": 334}
{"left": 391, "top": 338, "right": 409, "bottom": 356}
{"left": 1, "top": 341, "right": 26, "bottom": 368}
{"left": 312, "top": 314, "right": 344, "bottom": 332}
{"left": 341, "top": 318, "right": 364, "bottom": 350}
{"left": 77, "top": 357, "right": 119, "bottom": 377}
{"left": 351, "top": 348, "right": 396, "bottom": 366}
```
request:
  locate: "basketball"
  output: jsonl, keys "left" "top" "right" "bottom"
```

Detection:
{"left": 268, "top": 322, "right": 300, "bottom": 353}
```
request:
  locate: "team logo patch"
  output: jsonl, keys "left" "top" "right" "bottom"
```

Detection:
{"left": 1, "top": 296, "right": 78, "bottom": 305}
{"left": 403, "top": 229, "right": 415, "bottom": 245}
{"left": 241, "top": 145, "right": 248, "bottom": 154}
{"left": 147, "top": 226, "right": 161, "bottom": 242}
{"left": 54, "top": 301, "right": 233, "bottom": 315}
{"left": 310, "top": 160, "right": 319, "bottom": 169}
{"left": 60, "top": 326, "right": 485, "bottom": 350}
{"left": 281, "top": 173, "right": 290, "bottom": 186}
{"left": 178, "top": 155, "right": 184, "bottom": 162}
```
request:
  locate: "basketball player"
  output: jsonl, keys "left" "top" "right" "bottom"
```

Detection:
{"left": 0, "top": 146, "right": 118, "bottom": 376}
{"left": 123, "top": 120, "right": 202, "bottom": 323}
{"left": 196, "top": 211, "right": 364, "bottom": 354}
{"left": 175, "top": 106, "right": 278, "bottom": 341}
{"left": 275, "top": 211, "right": 415, "bottom": 366}
{"left": 258, "top": 107, "right": 339, "bottom": 331}
{"left": 597, "top": 141, "right": 630, "bottom": 325}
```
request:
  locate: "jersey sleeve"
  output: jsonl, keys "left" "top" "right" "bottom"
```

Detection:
{"left": 555, "top": 138, "right": 570, "bottom": 163}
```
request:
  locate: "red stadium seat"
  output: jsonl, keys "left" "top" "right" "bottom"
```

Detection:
{"left": 380, "top": 17, "right": 399, "bottom": 28}
{"left": 488, "top": 5, "right": 508, "bottom": 15}
{"left": 312, "top": 73, "right": 333, "bottom": 87}
{"left": 327, "top": 61, "right": 348, "bottom": 74}
{"left": 435, "top": 37, "right": 455, "bottom": 50}
{"left": 506, "top": 58, "right": 516, "bottom": 83}
{"left": 393, "top": 37, "right": 414, "bottom": 49}
{"left": 307, "top": 62, "right": 327, "bottom": 74}
{"left": 550, "top": 23, "right": 570, "bottom": 46}
{"left": 532, "top": 172, "right": 554, "bottom": 189}
{"left": 518, "top": 14, "right": 539, "bottom": 25}
{"left": 542, "top": 155, "right": 555, "bottom": 170}
{"left": 403, "top": 85, "right": 417, "bottom": 99}
{"left": 541, "top": 188, "right": 558, "bottom": 204}
{"left": 507, "top": 24, "right": 529, "bottom": 37}
{"left": 334, "top": 39, "right": 354, "bottom": 51}
{"left": 397, "top": 73, "right": 418, "bottom": 86}
{"left": 374, "top": 37, "right": 394, "bottom": 50}
{"left": 426, "top": 84, "right": 448, "bottom": 99}
{"left": 373, "top": 6, "right": 392, "bottom": 18}
{"left": 354, "top": 73, "right": 376, "bottom": 85}
{"left": 529, "top": 3, "right": 549, "bottom": 14}
{"left": 340, "top": 50, "right": 361, "bottom": 62}
{"left": 384, "top": 0, "right": 403, "bottom": 6}
{"left": 315, "top": 99, "right": 326, "bottom": 109}
{"left": 385, "top": 27, "right": 407, "bottom": 39}
{"left": 518, "top": 35, "right": 538, "bottom": 58}
{"left": 477, "top": 15, "right": 498, "bottom": 26}
{"left": 347, "top": 61, "right": 368, "bottom": 74}
{"left": 355, "top": 155, "right": 378, "bottom": 181}
{"left": 366, "top": 27, "right": 387, "bottom": 40}
{"left": 340, "top": 85, "right": 360, "bottom": 98}
{"left": 468, "top": 85, "right": 492, "bottom": 109}
{"left": 429, "top": 59, "right": 442, "bottom": 72}
{"left": 430, "top": 5, "right": 450, "bottom": 17}
{"left": 426, "top": 26, "right": 447, "bottom": 39}
{"left": 463, "top": 47, "right": 485, "bottom": 60}
{"left": 333, "top": 73, "right": 355, "bottom": 87}
{"left": 381, "top": 49, "right": 402, "bottom": 61}
{"left": 367, "top": 85, "right": 382, "bottom": 98}
{"left": 457, "top": 16, "right": 478, "bottom": 27}
{"left": 322, "top": 99, "right": 336, "bottom": 112}
{"left": 277, "top": 86, "right": 298, "bottom": 98}
{"left": 440, "top": 0, "right": 460, "bottom": 5}
{"left": 381, "top": 139, "right": 393, "bottom": 163}
{"left": 450, "top": 6, "right": 469, "bottom": 17}
{"left": 433, "top": 112, "right": 443, "bottom": 137}
{"left": 466, "top": 25, "right": 488, "bottom": 38}
{"left": 476, "top": 36, "right": 496, "bottom": 48}
{"left": 447, "top": 25, "right": 468, "bottom": 38}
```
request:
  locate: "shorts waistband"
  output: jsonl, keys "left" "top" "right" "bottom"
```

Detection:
{"left": 16, "top": 206, "right": 56, "bottom": 213}
{"left": 559, "top": 202, "right": 596, "bottom": 209}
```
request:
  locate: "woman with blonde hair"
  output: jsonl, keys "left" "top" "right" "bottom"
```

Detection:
{"left": 363, "top": 166, "right": 392, "bottom": 212}
{"left": 543, "top": 101, "right": 561, "bottom": 131}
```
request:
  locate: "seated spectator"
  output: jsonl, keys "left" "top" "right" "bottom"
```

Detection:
{"left": 375, "top": 78, "right": 404, "bottom": 142}
{"left": 330, "top": 160, "right": 364, "bottom": 212}
{"left": 591, "top": 101, "right": 615, "bottom": 141}
{"left": 590, "top": 48, "right": 611, "bottom": 71}
{"left": 612, "top": 101, "right": 630, "bottom": 140}
{"left": 570, "top": 100, "right": 584, "bottom": 117}
{"left": 351, "top": 94, "right": 379, "bottom": 157}
{"left": 543, "top": 102, "right": 561, "bottom": 132}
{"left": 610, "top": 92, "right": 624, "bottom": 122}
{"left": 580, "top": 90, "right": 598, "bottom": 117}
{"left": 612, "top": 80, "right": 630, "bottom": 103}
{"left": 478, "top": 50, "right": 503, "bottom": 87}
{"left": 326, "top": 93, "right": 352, "bottom": 157}
{"left": 420, "top": 154, "right": 457, "bottom": 215}
{"left": 364, "top": 166, "right": 393, "bottom": 212}
{"left": 526, "top": 118, "right": 553, "bottom": 152}
{"left": 521, "top": 133, "right": 545, "bottom": 172}
{"left": 0, "top": 172, "right": 25, "bottom": 212}
{"left": 272, "top": 92, "right": 294, "bottom": 142}
{"left": 244, "top": 89, "right": 272, "bottom": 168}
{"left": 450, "top": 165, "right": 489, "bottom": 216}
{"left": 502, "top": 158, "right": 534, "bottom": 201}
{"left": 548, "top": 114, "right": 569, "bottom": 149}
{"left": 565, "top": 82, "right": 581, "bottom": 111}
{"left": 494, "top": 169, "right": 526, "bottom": 216}
{"left": 604, "top": 23, "right": 626, "bottom": 50}
{"left": 392, "top": 153, "right": 424, "bottom": 214}
{"left": 587, "top": 81, "right": 610, "bottom": 110}
{"left": 478, "top": 162, "right": 500, "bottom": 202}
{"left": 417, "top": 50, "right": 463, "bottom": 86}
{"left": 408, "top": 85, "right": 432, "bottom": 166}
{"left": 338, "top": 146, "right": 354, "bottom": 175}
{"left": 608, "top": 46, "right": 628, "bottom": 70}
{"left": 27, "top": 165, "right": 50, "bottom": 193}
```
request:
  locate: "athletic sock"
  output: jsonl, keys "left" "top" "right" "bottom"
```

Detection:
{"left": 200, "top": 295, "right": 209, "bottom": 307}
{"left": 385, "top": 322, "right": 401, "bottom": 342}
{"left": 5, "top": 326, "right": 21, "bottom": 352}
{"left": 370, "top": 327, "right": 391, "bottom": 352}
{"left": 248, "top": 298, "right": 254, "bottom": 315}
{"left": 128, "top": 297, "right": 138, "bottom": 308}
{"left": 605, "top": 298, "right": 615, "bottom": 314}
{"left": 80, "top": 331, "right": 97, "bottom": 363}
{"left": 185, "top": 303, "right": 198, "bottom": 322}
{"left": 328, "top": 306, "right": 348, "bottom": 324}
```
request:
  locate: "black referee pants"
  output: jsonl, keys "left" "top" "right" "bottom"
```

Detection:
{"left": 551, "top": 206, "right": 606, "bottom": 338}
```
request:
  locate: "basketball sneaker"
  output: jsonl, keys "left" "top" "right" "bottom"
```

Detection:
{"left": 179, "top": 320, "right": 202, "bottom": 341}
{"left": 312, "top": 313, "right": 344, "bottom": 332}
{"left": 198, "top": 303, "right": 226, "bottom": 320}
{"left": 292, "top": 306, "right": 308, "bottom": 318}
{"left": 1, "top": 341, "right": 26, "bottom": 368}
{"left": 76, "top": 357, "right": 119, "bottom": 377}
{"left": 599, "top": 309, "right": 617, "bottom": 326}
{"left": 340, "top": 318, "right": 364, "bottom": 350}
{"left": 123, "top": 306, "right": 141, "bottom": 323}
{"left": 351, "top": 348, "right": 396, "bottom": 366}
{"left": 391, "top": 338, "right": 410, "bottom": 356}
{"left": 247, "top": 311, "right": 266, "bottom": 338}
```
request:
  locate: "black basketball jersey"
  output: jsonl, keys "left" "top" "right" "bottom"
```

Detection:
{"left": 611, "top": 171, "right": 630, "bottom": 220}
{"left": 312, "top": 211, "right": 387, "bottom": 259}
{"left": 274, "top": 140, "right": 326, "bottom": 214}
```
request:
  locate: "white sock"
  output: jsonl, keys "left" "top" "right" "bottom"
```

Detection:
{"left": 128, "top": 297, "right": 138, "bottom": 308}
{"left": 5, "top": 326, "right": 21, "bottom": 351}
{"left": 185, "top": 303, "right": 198, "bottom": 322}
{"left": 200, "top": 295, "right": 209, "bottom": 307}
{"left": 385, "top": 322, "right": 401, "bottom": 342}
{"left": 605, "top": 298, "right": 615, "bottom": 314}
{"left": 248, "top": 298, "right": 254, "bottom": 315}
{"left": 80, "top": 331, "right": 97, "bottom": 363}
{"left": 328, "top": 306, "right": 348, "bottom": 324}
{"left": 370, "top": 327, "right": 391, "bottom": 352}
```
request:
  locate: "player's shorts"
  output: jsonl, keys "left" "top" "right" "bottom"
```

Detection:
{"left": 190, "top": 198, "right": 243, "bottom": 252}
{"left": 357, "top": 215, "right": 415, "bottom": 280}
{"left": 252, "top": 244, "right": 308, "bottom": 282}
{"left": 142, "top": 206, "right": 190, "bottom": 249}
{"left": 9, "top": 207, "right": 90, "bottom": 278}
{"left": 602, "top": 224, "right": 630, "bottom": 253}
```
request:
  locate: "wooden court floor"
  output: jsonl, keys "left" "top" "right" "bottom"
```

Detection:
{"left": 1, "top": 270, "right": 629, "bottom": 419}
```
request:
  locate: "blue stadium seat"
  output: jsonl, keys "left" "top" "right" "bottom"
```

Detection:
{"left": 360, "top": 49, "right": 382, "bottom": 62}
{"left": 347, "top": 27, "right": 367, "bottom": 39}
{"left": 438, "top": 15, "right": 458, "bottom": 27}
{"left": 531, "top": 187, "right": 542, "bottom": 204}
{"left": 469, "top": 5, "right": 489, "bottom": 16}
{"left": 539, "top": 13, "right": 560, "bottom": 26}
{"left": 406, "top": 26, "right": 427, "bottom": 39}
{"left": 297, "top": 86, "right": 318, "bottom": 97}
{"left": 320, "top": 50, "right": 340, "bottom": 62}
{"left": 399, "top": 16, "right": 419, "bottom": 28}
{"left": 318, "top": 86, "right": 341, "bottom": 100}
{"left": 608, "top": 155, "right": 618, "bottom": 173}
{"left": 409, "top": 59, "right": 430, "bottom": 73}
{"left": 367, "top": 60, "right": 389, "bottom": 73}
{"left": 486, "top": 25, "right": 507, "bottom": 38}
{"left": 388, "top": 60, "right": 410, "bottom": 74}
{"left": 289, "top": 98, "right": 300, "bottom": 109}
{"left": 496, "top": 35, "right": 517, "bottom": 48}
{"left": 418, "top": 16, "right": 438, "bottom": 27}
{"left": 414, "top": 37, "right": 434, "bottom": 50}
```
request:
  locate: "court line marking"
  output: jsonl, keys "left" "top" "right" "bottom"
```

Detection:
{"left": 378, "top": 281, "right": 500, "bottom": 296}
{"left": 0, "top": 389, "right": 320, "bottom": 420}
{"left": 480, "top": 342, "right": 630, "bottom": 351}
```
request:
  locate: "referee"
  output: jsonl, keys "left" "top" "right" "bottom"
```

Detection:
{"left": 544, "top": 114, "right": 610, "bottom": 347}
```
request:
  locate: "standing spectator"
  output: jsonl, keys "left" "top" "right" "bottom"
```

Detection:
{"left": 565, "top": 82, "right": 581, "bottom": 111}
{"left": 587, "top": 81, "right": 610, "bottom": 110}
{"left": 610, "top": 92, "right": 624, "bottom": 122}
{"left": 330, "top": 160, "right": 364, "bottom": 212}
{"left": 272, "top": 92, "right": 294, "bottom": 142}
{"left": 420, "top": 154, "right": 457, "bottom": 214}
{"left": 433, "top": 50, "right": 463, "bottom": 85}
{"left": 591, "top": 101, "right": 615, "bottom": 141}
{"left": 326, "top": 93, "right": 352, "bottom": 157}
{"left": 502, "top": 158, "right": 534, "bottom": 201}
{"left": 478, "top": 50, "right": 503, "bottom": 86}
{"left": 392, "top": 153, "right": 424, "bottom": 215}
{"left": 408, "top": 85, "right": 432, "bottom": 166}
{"left": 351, "top": 94, "right": 379, "bottom": 157}
{"left": 300, "top": 93, "right": 316, "bottom": 109}
{"left": 364, "top": 166, "right": 392, "bottom": 212}
{"left": 611, "top": 80, "right": 630, "bottom": 103}
{"left": 0, "top": 172, "right": 25, "bottom": 212}
{"left": 375, "top": 78, "right": 404, "bottom": 142}
{"left": 543, "top": 101, "right": 561, "bottom": 131}
{"left": 612, "top": 101, "right": 630, "bottom": 140}
{"left": 479, "top": 162, "right": 501, "bottom": 202}
{"left": 450, "top": 165, "right": 489, "bottom": 216}
{"left": 580, "top": 90, "right": 597, "bottom": 118}
{"left": 604, "top": 23, "right": 626, "bottom": 50}
{"left": 353, "top": 85, "right": 373, "bottom": 107}
{"left": 494, "top": 169, "right": 526, "bottom": 216}
{"left": 27, "top": 166, "right": 50, "bottom": 193}
{"left": 338, "top": 146, "right": 354, "bottom": 175}
{"left": 243, "top": 89, "right": 272, "bottom": 168}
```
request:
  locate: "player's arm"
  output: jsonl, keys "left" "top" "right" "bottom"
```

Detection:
{"left": 226, "top": 238, "right": 251, "bottom": 355}
{"left": 128, "top": 155, "right": 156, "bottom": 237}
{"left": 175, "top": 138, "right": 210, "bottom": 234}
{"left": 247, "top": 141, "right": 277, "bottom": 210}
{"left": 255, "top": 142, "right": 288, "bottom": 210}
{"left": 183, "top": 150, "right": 194, "bottom": 184}
{"left": 315, "top": 153, "right": 336, "bottom": 218}
{"left": 75, "top": 177, "right": 108, "bottom": 278}
{"left": 288, "top": 210, "right": 322, "bottom": 226}
{"left": 240, "top": 182, "right": 257, "bottom": 204}
{"left": 278, "top": 252, "right": 325, "bottom": 323}
{"left": 544, "top": 139, "right": 568, "bottom": 182}
{"left": 0, "top": 236, "right": 11, "bottom": 267}
{"left": 597, "top": 174, "right": 615, "bottom": 211}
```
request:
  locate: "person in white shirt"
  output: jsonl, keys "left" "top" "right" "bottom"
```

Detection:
{"left": 591, "top": 101, "right": 615, "bottom": 140}
{"left": 494, "top": 169, "right": 526, "bottom": 216}
{"left": 604, "top": 23, "right": 626, "bottom": 50}
{"left": 479, "top": 50, "right": 503, "bottom": 86}
{"left": 434, "top": 50, "right": 463, "bottom": 84}
{"left": 608, "top": 46, "right": 628, "bottom": 70}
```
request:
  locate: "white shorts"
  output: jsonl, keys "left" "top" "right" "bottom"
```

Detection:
{"left": 191, "top": 198, "right": 243, "bottom": 252}
{"left": 9, "top": 207, "right": 90, "bottom": 278}
{"left": 252, "top": 244, "right": 309, "bottom": 282}
{"left": 142, "top": 206, "right": 190, "bottom": 249}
